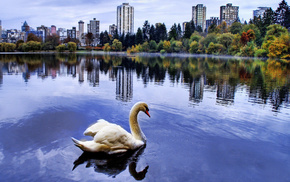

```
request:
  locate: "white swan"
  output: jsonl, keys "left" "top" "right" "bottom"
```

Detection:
{"left": 72, "top": 102, "right": 150, "bottom": 154}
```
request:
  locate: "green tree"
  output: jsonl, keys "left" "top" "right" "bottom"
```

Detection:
{"left": 189, "top": 41, "right": 198, "bottom": 53}
{"left": 243, "top": 24, "right": 262, "bottom": 46}
{"left": 136, "top": 28, "right": 143, "bottom": 44}
{"left": 217, "top": 33, "right": 235, "bottom": 50}
{"left": 67, "top": 42, "right": 77, "bottom": 52}
{"left": 56, "top": 44, "right": 66, "bottom": 52}
{"left": 229, "top": 22, "right": 243, "bottom": 34}
{"left": 155, "top": 23, "right": 167, "bottom": 42}
{"left": 149, "top": 25, "right": 156, "bottom": 41}
{"left": 103, "top": 43, "right": 111, "bottom": 52}
{"left": 142, "top": 20, "right": 150, "bottom": 42}
{"left": 149, "top": 40, "right": 158, "bottom": 52}
{"left": 183, "top": 20, "right": 195, "bottom": 39}
{"left": 112, "top": 39, "right": 122, "bottom": 51}
{"left": 168, "top": 23, "right": 178, "bottom": 40}
{"left": 275, "top": 0, "right": 290, "bottom": 28}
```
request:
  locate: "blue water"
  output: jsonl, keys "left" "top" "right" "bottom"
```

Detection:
{"left": 0, "top": 53, "right": 289, "bottom": 181}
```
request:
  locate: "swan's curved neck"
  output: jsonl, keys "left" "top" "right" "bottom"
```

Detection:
{"left": 129, "top": 107, "right": 146, "bottom": 143}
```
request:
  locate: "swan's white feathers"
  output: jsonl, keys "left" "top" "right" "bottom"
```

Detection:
{"left": 83, "top": 119, "right": 110, "bottom": 137}
{"left": 72, "top": 102, "right": 149, "bottom": 154}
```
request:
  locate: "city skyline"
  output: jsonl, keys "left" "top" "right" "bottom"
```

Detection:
{"left": 0, "top": 0, "right": 284, "bottom": 33}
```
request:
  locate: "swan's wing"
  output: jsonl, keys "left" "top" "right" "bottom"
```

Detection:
{"left": 93, "top": 124, "right": 144, "bottom": 154}
{"left": 83, "top": 119, "right": 112, "bottom": 137}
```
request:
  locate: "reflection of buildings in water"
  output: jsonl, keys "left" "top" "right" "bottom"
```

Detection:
{"left": 269, "top": 87, "right": 289, "bottom": 111}
{"left": 77, "top": 58, "right": 85, "bottom": 83}
{"left": 189, "top": 75, "right": 204, "bottom": 103}
{"left": 87, "top": 59, "right": 100, "bottom": 87}
{"left": 67, "top": 64, "right": 77, "bottom": 77}
{"left": 0, "top": 62, "right": 3, "bottom": 85}
{"left": 142, "top": 67, "right": 150, "bottom": 86}
{"left": 59, "top": 63, "right": 68, "bottom": 76}
{"left": 216, "top": 80, "right": 235, "bottom": 105}
{"left": 116, "top": 68, "right": 133, "bottom": 102}
{"left": 109, "top": 69, "right": 116, "bottom": 81}
{"left": 248, "top": 87, "right": 266, "bottom": 105}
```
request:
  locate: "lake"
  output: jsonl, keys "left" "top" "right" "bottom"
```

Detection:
{"left": 0, "top": 53, "right": 289, "bottom": 181}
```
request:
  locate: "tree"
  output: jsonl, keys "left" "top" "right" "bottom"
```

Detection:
{"left": 217, "top": 33, "right": 235, "bottom": 50}
{"left": 27, "top": 33, "right": 41, "bottom": 42}
{"left": 177, "top": 23, "right": 182, "bottom": 40}
{"left": 183, "top": 20, "right": 195, "bottom": 39}
{"left": 275, "top": 0, "right": 290, "bottom": 28}
{"left": 86, "top": 32, "right": 94, "bottom": 46}
{"left": 196, "top": 25, "right": 203, "bottom": 33}
{"left": 207, "top": 23, "right": 217, "bottom": 34}
{"left": 243, "top": 24, "right": 262, "bottom": 46}
{"left": 149, "top": 25, "right": 156, "bottom": 42}
{"left": 155, "top": 23, "right": 167, "bottom": 42}
{"left": 142, "top": 20, "right": 150, "bottom": 42}
{"left": 113, "top": 29, "right": 119, "bottom": 40}
{"left": 67, "top": 42, "right": 77, "bottom": 52}
{"left": 136, "top": 28, "right": 143, "bottom": 44}
{"left": 168, "top": 23, "right": 178, "bottom": 40}
{"left": 261, "top": 8, "right": 275, "bottom": 37}
{"left": 149, "top": 40, "right": 158, "bottom": 52}
{"left": 230, "top": 22, "right": 243, "bottom": 34}
{"left": 112, "top": 39, "right": 122, "bottom": 51}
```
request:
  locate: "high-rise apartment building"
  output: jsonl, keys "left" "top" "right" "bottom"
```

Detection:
{"left": 0, "top": 20, "right": 2, "bottom": 43}
{"left": 37, "top": 25, "right": 50, "bottom": 41}
{"left": 253, "top": 7, "right": 270, "bottom": 19}
{"left": 78, "top": 20, "right": 84, "bottom": 39}
{"left": 67, "top": 27, "right": 76, "bottom": 39}
{"left": 50, "top": 25, "right": 56, "bottom": 35}
{"left": 206, "top": 17, "right": 220, "bottom": 32}
{"left": 192, "top": 4, "right": 206, "bottom": 32}
{"left": 21, "top": 21, "right": 30, "bottom": 32}
{"left": 88, "top": 18, "right": 100, "bottom": 39}
{"left": 117, "top": 3, "right": 134, "bottom": 35}
{"left": 220, "top": 3, "right": 239, "bottom": 26}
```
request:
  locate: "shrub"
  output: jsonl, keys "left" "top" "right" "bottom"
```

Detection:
{"left": 160, "top": 49, "right": 166, "bottom": 54}
{"left": 103, "top": 43, "right": 111, "bottom": 52}
{"left": 67, "top": 42, "right": 77, "bottom": 52}
{"left": 189, "top": 41, "right": 198, "bottom": 54}
{"left": 254, "top": 49, "right": 268, "bottom": 57}
{"left": 56, "top": 44, "right": 66, "bottom": 52}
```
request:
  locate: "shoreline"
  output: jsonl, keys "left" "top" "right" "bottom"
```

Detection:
{"left": 0, "top": 51, "right": 272, "bottom": 61}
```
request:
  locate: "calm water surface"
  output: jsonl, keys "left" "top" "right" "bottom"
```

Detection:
{"left": 0, "top": 53, "right": 289, "bottom": 181}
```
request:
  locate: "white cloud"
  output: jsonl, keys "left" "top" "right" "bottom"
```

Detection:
{"left": 0, "top": 0, "right": 284, "bottom": 32}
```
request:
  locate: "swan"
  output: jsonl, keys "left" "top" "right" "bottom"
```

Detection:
{"left": 72, "top": 102, "right": 150, "bottom": 154}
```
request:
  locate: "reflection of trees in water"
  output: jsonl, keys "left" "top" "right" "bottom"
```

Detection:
{"left": 0, "top": 54, "right": 289, "bottom": 111}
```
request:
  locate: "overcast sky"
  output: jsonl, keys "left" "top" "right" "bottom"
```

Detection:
{"left": 0, "top": 0, "right": 285, "bottom": 33}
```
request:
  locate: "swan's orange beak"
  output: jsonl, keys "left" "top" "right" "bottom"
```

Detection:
{"left": 145, "top": 110, "right": 150, "bottom": 117}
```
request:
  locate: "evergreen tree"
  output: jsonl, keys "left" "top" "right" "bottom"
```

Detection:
{"left": 142, "top": 20, "right": 150, "bottom": 42}
{"left": 168, "top": 23, "right": 178, "bottom": 40}
{"left": 136, "top": 28, "right": 143, "bottom": 44}
{"left": 177, "top": 23, "right": 182, "bottom": 40}
{"left": 262, "top": 8, "right": 275, "bottom": 37}
{"left": 183, "top": 20, "right": 195, "bottom": 39}
{"left": 149, "top": 25, "right": 156, "bottom": 42}
{"left": 275, "top": 0, "right": 290, "bottom": 28}
{"left": 155, "top": 23, "right": 167, "bottom": 42}
{"left": 113, "top": 29, "right": 119, "bottom": 40}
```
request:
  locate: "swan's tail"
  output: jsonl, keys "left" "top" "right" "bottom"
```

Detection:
{"left": 71, "top": 137, "right": 84, "bottom": 150}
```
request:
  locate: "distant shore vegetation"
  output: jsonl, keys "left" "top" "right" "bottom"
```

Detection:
{"left": 0, "top": 0, "right": 289, "bottom": 59}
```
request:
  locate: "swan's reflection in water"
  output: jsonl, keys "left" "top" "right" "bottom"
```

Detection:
{"left": 73, "top": 146, "right": 148, "bottom": 180}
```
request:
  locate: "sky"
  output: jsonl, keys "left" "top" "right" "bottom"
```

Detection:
{"left": 0, "top": 0, "right": 286, "bottom": 33}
